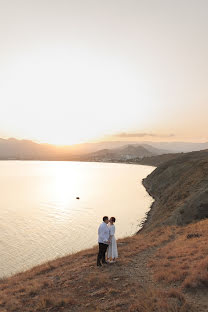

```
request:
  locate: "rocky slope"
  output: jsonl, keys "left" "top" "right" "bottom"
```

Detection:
{"left": 141, "top": 149, "right": 208, "bottom": 232}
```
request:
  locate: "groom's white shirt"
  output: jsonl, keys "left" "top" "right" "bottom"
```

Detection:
{"left": 98, "top": 222, "right": 110, "bottom": 244}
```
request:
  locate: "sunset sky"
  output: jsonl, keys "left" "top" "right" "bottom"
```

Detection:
{"left": 0, "top": 0, "right": 208, "bottom": 145}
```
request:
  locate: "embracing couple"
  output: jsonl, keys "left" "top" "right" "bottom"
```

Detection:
{"left": 97, "top": 216, "right": 118, "bottom": 266}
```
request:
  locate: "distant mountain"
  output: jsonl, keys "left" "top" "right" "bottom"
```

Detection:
{"left": 139, "top": 144, "right": 169, "bottom": 155}
{"left": 141, "top": 141, "right": 208, "bottom": 153}
{"left": 0, "top": 138, "right": 74, "bottom": 160}
{"left": 68, "top": 140, "right": 208, "bottom": 154}
{"left": 0, "top": 138, "right": 53, "bottom": 160}
{"left": 80, "top": 144, "right": 164, "bottom": 162}
{"left": 68, "top": 141, "right": 170, "bottom": 154}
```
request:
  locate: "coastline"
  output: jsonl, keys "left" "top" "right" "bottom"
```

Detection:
{"left": 138, "top": 177, "right": 156, "bottom": 233}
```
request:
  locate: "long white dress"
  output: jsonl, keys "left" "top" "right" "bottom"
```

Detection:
{"left": 107, "top": 224, "right": 118, "bottom": 259}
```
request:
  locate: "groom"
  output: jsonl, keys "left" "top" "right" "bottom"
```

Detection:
{"left": 97, "top": 216, "right": 110, "bottom": 266}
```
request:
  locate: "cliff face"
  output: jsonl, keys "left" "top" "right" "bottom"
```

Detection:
{"left": 142, "top": 149, "right": 208, "bottom": 232}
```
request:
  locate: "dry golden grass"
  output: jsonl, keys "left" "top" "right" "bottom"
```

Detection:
{"left": 148, "top": 219, "right": 208, "bottom": 289}
{"left": 0, "top": 220, "right": 207, "bottom": 311}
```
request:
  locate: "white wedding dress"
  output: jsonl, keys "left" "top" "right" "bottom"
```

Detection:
{"left": 107, "top": 224, "right": 118, "bottom": 259}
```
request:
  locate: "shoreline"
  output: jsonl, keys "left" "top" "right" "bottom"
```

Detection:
{"left": 137, "top": 178, "right": 156, "bottom": 233}
{"left": 0, "top": 158, "right": 156, "bottom": 166}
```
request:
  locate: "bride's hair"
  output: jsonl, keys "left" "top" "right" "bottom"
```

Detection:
{"left": 111, "top": 217, "right": 116, "bottom": 223}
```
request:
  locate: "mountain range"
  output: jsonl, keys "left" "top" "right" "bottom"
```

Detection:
{"left": 0, "top": 137, "right": 208, "bottom": 160}
{"left": 66, "top": 140, "right": 208, "bottom": 154}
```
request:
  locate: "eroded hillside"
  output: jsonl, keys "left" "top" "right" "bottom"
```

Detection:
{"left": 142, "top": 149, "right": 208, "bottom": 232}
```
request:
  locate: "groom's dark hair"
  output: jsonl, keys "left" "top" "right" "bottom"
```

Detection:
{"left": 103, "top": 216, "right": 108, "bottom": 222}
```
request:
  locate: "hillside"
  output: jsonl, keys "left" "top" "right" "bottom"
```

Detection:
{"left": 142, "top": 149, "right": 208, "bottom": 232}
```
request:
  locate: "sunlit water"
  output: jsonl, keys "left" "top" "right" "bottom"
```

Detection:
{"left": 0, "top": 161, "right": 154, "bottom": 278}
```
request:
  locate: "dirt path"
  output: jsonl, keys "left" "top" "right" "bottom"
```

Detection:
{"left": 118, "top": 246, "right": 157, "bottom": 286}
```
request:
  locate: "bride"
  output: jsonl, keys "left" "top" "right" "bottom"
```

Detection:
{"left": 107, "top": 217, "right": 118, "bottom": 262}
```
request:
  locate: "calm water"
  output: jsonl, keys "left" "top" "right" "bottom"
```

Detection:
{"left": 0, "top": 161, "right": 154, "bottom": 277}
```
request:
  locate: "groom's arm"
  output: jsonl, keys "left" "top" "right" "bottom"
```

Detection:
{"left": 102, "top": 227, "right": 110, "bottom": 244}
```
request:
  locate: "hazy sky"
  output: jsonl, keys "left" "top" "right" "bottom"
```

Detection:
{"left": 0, "top": 0, "right": 208, "bottom": 145}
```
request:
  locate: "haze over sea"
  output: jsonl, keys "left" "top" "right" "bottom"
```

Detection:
{"left": 0, "top": 161, "right": 154, "bottom": 278}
